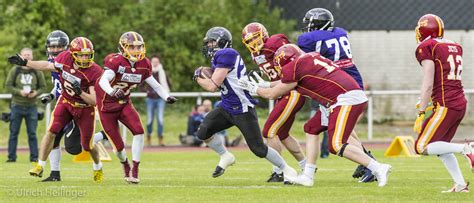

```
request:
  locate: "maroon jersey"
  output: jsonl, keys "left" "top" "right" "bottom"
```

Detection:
{"left": 53, "top": 51, "right": 103, "bottom": 105}
{"left": 281, "top": 52, "right": 360, "bottom": 107}
{"left": 97, "top": 54, "right": 152, "bottom": 112}
{"left": 415, "top": 38, "right": 466, "bottom": 110}
{"left": 251, "top": 34, "right": 290, "bottom": 81}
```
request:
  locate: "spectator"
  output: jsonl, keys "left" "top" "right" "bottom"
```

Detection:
{"left": 5, "top": 48, "right": 46, "bottom": 162}
{"left": 180, "top": 105, "right": 205, "bottom": 146}
{"left": 142, "top": 54, "right": 172, "bottom": 146}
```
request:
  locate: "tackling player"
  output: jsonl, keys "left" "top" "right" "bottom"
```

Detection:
{"left": 242, "top": 22, "right": 307, "bottom": 182}
{"left": 413, "top": 14, "right": 474, "bottom": 193}
{"left": 194, "top": 26, "right": 297, "bottom": 182}
{"left": 297, "top": 8, "right": 376, "bottom": 183}
{"left": 96, "top": 31, "right": 177, "bottom": 184}
{"left": 8, "top": 37, "right": 105, "bottom": 182}
{"left": 239, "top": 44, "right": 392, "bottom": 187}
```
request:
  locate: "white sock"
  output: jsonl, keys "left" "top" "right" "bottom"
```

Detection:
{"left": 207, "top": 136, "right": 227, "bottom": 156}
{"left": 38, "top": 160, "right": 46, "bottom": 167}
{"left": 115, "top": 150, "right": 127, "bottom": 162}
{"left": 132, "top": 134, "right": 144, "bottom": 162}
{"left": 367, "top": 159, "right": 381, "bottom": 172}
{"left": 426, "top": 141, "right": 464, "bottom": 155}
{"left": 93, "top": 131, "right": 104, "bottom": 144}
{"left": 298, "top": 158, "right": 307, "bottom": 170}
{"left": 49, "top": 148, "right": 61, "bottom": 171}
{"left": 439, "top": 153, "right": 466, "bottom": 186}
{"left": 265, "top": 147, "right": 287, "bottom": 170}
{"left": 303, "top": 164, "right": 316, "bottom": 179}
{"left": 272, "top": 165, "right": 283, "bottom": 174}
{"left": 93, "top": 161, "right": 103, "bottom": 170}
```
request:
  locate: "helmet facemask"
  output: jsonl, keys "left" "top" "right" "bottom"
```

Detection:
{"left": 242, "top": 30, "right": 265, "bottom": 55}
{"left": 72, "top": 51, "right": 94, "bottom": 68}
{"left": 120, "top": 40, "right": 146, "bottom": 62}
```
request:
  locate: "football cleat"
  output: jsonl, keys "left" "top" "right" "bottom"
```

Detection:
{"left": 93, "top": 169, "right": 103, "bottom": 183}
{"left": 373, "top": 164, "right": 392, "bottom": 187}
{"left": 29, "top": 164, "right": 43, "bottom": 178}
{"left": 352, "top": 164, "right": 366, "bottom": 179}
{"left": 358, "top": 168, "right": 376, "bottom": 183}
{"left": 462, "top": 142, "right": 474, "bottom": 172}
{"left": 292, "top": 174, "right": 314, "bottom": 187}
{"left": 266, "top": 172, "right": 284, "bottom": 183}
{"left": 282, "top": 165, "right": 298, "bottom": 183}
{"left": 212, "top": 152, "right": 235, "bottom": 178}
{"left": 41, "top": 176, "right": 61, "bottom": 182}
{"left": 442, "top": 182, "right": 469, "bottom": 193}
{"left": 122, "top": 159, "right": 131, "bottom": 181}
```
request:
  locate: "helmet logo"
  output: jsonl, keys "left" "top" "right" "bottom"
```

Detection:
{"left": 418, "top": 19, "right": 428, "bottom": 27}
{"left": 70, "top": 41, "right": 78, "bottom": 49}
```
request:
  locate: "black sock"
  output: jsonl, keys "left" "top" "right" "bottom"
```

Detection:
{"left": 51, "top": 170, "right": 60, "bottom": 177}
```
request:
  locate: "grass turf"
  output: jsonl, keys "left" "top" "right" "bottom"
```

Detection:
{"left": 0, "top": 149, "right": 473, "bottom": 202}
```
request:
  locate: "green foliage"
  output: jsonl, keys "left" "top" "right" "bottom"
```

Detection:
{"left": 0, "top": 0, "right": 295, "bottom": 94}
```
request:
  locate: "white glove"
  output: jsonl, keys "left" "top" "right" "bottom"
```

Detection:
{"left": 238, "top": 77, "right": 258, "bottom": 94}
{"left": 248, "top": 70, "right": 271, "bottom": 88}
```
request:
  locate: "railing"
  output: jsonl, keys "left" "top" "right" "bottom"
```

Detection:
{"left": 1, "top": 89, "right": 473, "bottom": 140}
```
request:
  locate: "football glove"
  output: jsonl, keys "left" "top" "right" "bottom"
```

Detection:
{"left": 71, "top": 80, "right": 82, "bottom": 96}
{"left": 8, "top": 54, "right": 28, "bottom": 66}
{"left": 238, "top": 77, "right": 258, "bottom": 94}
{"left": 413, "top": 111, "right": 425, "bottom": 134}
{"left": 248, "top": 70, "right": 271, "bottom": 88}
{"left": 111, "top": 88, "right": 125, "bottom": 99}
{"left": 166, "top": 96, "right": 178, "bottom": 104}
{"left": 193, "top": 67, "right": 202, "bottom": 82}
{"left": 415, "top": 100, "right": 434, "bottom": 112}
{"left": 40, "top": 93, "right": 55, "bottom": 104}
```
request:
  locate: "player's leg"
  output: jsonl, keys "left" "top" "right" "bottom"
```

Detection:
{"left": 414, "top": 107, "right": 470, "bottom": 192}
{"left": 63, "top": 121, "right": 82, "bottom": 155}
{"left": 196, "top": 107, "right": 235, "bottom": 177}
{"left": 234, "top": 107, "right": 297, "bottom": 182}
{"left": 42, "top": 126, "right": 65, "bottom": 182}
{"left": 119, "top": 103, "right": 147, "bottom": 183}
{"left": 98, "top": 110, "right": 128, "bottom": 181}
{"left": 30, "top": 102, "right": 72, "bottom": 178}
{"left": 328, "top": 104, "right": 391, "bottom": 187}
{"left": 75, "top": 107, "right": 102, "bottom": 182}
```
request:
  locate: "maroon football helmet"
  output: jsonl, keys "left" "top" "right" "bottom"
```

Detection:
{"left": 273, "top": 44, "right": 303, "bottom": 75}
{"left": 69, "top": 37, "right": 94, "bottom": 68}
{"left": 242, "top": 22, "right": 269, "bottom": 55}
{"left": 416, "top": 14, "right": 444, "bottom": 43}
{"left": 118, "top": 31, "right": 146, "bottom": 62}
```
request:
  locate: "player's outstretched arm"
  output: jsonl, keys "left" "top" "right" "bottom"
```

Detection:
{"left": 256, "top": 81, "right": 297, "bottom": 100}
{"left": 144, "top": 76, "right": 177, "bottom": 104}
{"left": 8, "top": 54, "right": 55, "bottom": 72}
{"left": 196, "top": 68, "right": 228, "bottom": 92}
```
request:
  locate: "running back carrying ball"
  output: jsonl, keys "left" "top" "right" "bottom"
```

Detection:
{"left": 198, "top": 66, "right": 214, "bottom": 79}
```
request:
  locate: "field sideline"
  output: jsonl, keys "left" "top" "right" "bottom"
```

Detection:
{"left": 1, "top": 149, "right": 473, "bottom": 202}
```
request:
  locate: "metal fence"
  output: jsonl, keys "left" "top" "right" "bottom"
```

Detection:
{"left": 1, "top": 89, "right": 473, "bottom": 140}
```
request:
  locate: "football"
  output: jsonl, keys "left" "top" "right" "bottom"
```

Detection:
{"left": 199, "top": 66, "right": 214, "bottom": 79}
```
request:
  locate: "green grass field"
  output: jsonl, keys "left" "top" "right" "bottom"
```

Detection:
{"left": 1, "top": 149, "right": 473, "bottom": 202}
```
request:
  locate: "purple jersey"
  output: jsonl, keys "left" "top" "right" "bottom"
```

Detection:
{"left": 48, "top": 58, "right": 62, "bottom": 98}
{"left": 297, "top": 27, "right": 364, "bottom": 89}
{"left": 211, "top": 48, "right": 257, "bottom": 115}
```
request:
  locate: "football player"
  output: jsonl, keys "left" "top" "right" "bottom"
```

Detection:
{"left": 239, "top": 44, "right": 392, "bottom": 187}
{"left": 194, "top": 26, "right": 297, "bottom": 182}
{"left": 413, "top": 14, "right": 473, "bottom": 193}
{"left": 96, "top": 31, "right": 177, "bottom": 184}
{"left": 8, "top": 37, "right": 105, "bottom": 182}
{"left": 242, "top": 22, "right": 307, "bottom": 182}
{"left": 297, "top": 8, "right": 376, "bottom": 183}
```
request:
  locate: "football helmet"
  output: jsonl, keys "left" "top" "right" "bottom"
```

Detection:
{"left": 69, "top": 37, "right": 94, "bottom": 68}
{"left": 118, "top": 31, "right": 146, "bottom": 62}
{"left": 302, "top": 8, "right": 334, "bottom": 32}
{"left": 45, "top": 30, "right": 69, "bottom": 57}
{"left": 273, "top": 44, "right": 303, "bottom": 74}
{"left": 242, "top": 22, "right": 269, "bottom": 55}
{"left": 415, "top": 14, "right": 444, "bottom": 43}
{"left": 201, "top": 27, "right": 232, "bottom": 58}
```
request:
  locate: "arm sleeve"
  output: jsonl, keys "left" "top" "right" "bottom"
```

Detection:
{"left": 35, "top": 71, "right": 46, "bottom": 95}
{"left": 415, "top": 43, "right": 433, "bottom": 65}
{"left": 5, "top": 67, "right": 22, "bottom": 96}
{"left": 99, "top": 69, "right": 116, "bottom": 95}
{"left": 144, "top": 76, "right": 170, "bottom": 100}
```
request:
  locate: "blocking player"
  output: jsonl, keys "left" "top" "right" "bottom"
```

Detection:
{"left": 413, "top": 14, "right": 474, "bottom": 193}
{"left": 297, "top": 8, "right": 376, "bottom": 182}
{"left": 194, "top": 26, "right": 297, "bottom": 182}
{"left": 96, "top": 31, "right": 177, "bottom": 184}
{"left": 242, "top": 22, "right": 307, "bottom": 182}
{"left": 239, "top": 44, "right": 392, "bottom": 187}
{"left": 8, "top": 37, "right": 105, "bottom": 182}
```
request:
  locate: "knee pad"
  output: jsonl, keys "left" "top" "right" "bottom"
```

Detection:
{"left": 249, "top": 143, "right": 268, "bottom": 158}
{"left": 337, "top": 143, "right": 349, "bottom": 157}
